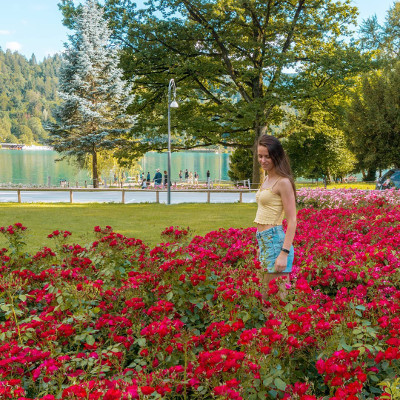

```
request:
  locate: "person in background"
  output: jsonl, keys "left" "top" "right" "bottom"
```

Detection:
{"left": 163, "top": 170, "right": 168, "bottom": 188}
{"left": 146, "top": 171, "right": 151, "bottom": 184}
{"left": 153, "top": 169, "right": 163, "bottom": 186}
{"left": 254, "top": 134, "right": 297, "bottom": 293}
{"left": 206, "top": 170, "right": 211, "bottom": 187}
{"left": 194, "top": 171, "right": 199, "bottom": 186}
{"left": 141, "top": 178, "right": 147, "bottom": 189}
{"left": 185, "top": 169, "right": 189, "bottom": 183}
{"left": 189, "top": 171, "right": 193, "bottom": 185}
{"left": 179, "top": 170, "right": 183, "bottom": 182}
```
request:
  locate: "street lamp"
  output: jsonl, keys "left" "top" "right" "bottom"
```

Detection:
{"left": 167, "top": 78, "right": 178, "bottom": 205}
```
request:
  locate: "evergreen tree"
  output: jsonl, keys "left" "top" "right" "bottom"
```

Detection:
{"left": 47, "top": 0, "right": 134, "bottom": 188}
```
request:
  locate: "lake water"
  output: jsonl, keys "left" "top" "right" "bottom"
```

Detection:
{"left": 0, "top": 149, "right": 231, "bottom": 186}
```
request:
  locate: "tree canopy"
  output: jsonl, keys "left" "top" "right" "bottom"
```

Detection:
{"left": 345, "top": 64, "right": 400, "bottom": 174}
{"left": 0, "top": 49, "right": 61, "bottom": 144}
{"left": 59, "top": 0, "right": 370, "bottom": 184}
{"left": 344, "top": 2, "right": 400, "bottom": 179}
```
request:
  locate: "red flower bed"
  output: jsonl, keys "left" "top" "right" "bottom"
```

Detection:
{"left": 0, "top": 202, "right": 400, "bottom": 399}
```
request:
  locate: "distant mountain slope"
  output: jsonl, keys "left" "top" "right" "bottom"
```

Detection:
{"left": 0, "top": 49, "right": 61, "bottom": 145}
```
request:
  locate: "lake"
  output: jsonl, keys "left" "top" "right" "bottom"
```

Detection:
{"left": 0, "top": 149, "right": 231, "bottom": 186}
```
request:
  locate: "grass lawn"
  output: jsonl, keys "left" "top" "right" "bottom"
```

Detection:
{"left": 0, "top": 203, "right": 256, "bottom": 252}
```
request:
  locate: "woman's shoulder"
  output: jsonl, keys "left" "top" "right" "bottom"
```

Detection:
{"left": 276, "top": 176, "right": 294, "bottom": 192}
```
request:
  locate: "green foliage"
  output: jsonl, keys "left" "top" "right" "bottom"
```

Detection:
{"left": 228, "top": 147, "right": 253, "bottom": 182}
{"left": 345, "top": 63, "right": 400, "bottom": 173}
{"left": 359, "top": 1, "right": 400, "bottom": 62}
{"left": 285, "top": 107, "right": 355, "bottom": 181}
{"left": 59, "top": 0, "right": 370, "bottom": 185}
{"left": 0, "top": 49, "right": 61, "bottom": 144}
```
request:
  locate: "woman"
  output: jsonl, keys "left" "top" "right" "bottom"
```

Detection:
{"left": 254, "top": 135, "right": 296, "bottom": 286}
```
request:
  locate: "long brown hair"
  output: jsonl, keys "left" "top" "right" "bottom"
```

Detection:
{"left": 258, "top": 134, "right": 296, "bottom": 197}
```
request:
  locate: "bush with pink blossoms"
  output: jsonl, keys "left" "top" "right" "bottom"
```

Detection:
{"left": 1, "top": 202, "right": 400, "bottom": 398}
{"left": 297, "top": 187, "right": 400, "bottom": 209}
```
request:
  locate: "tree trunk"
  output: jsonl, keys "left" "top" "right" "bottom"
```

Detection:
{"left": 92, "top": 150, "right": 99, "bottom": 188}
{"left": 361, "top": 169, "right": 366, "bottom": 181}
{"left": 365, "top": 167, "right": 376, "bottom": 182}
{"left": 251, "top": 124, "right": 267, "bottom": 188}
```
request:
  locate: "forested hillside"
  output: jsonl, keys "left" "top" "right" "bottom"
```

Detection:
{"left": 0, "top": 49, "right": 61, "bottom": 145}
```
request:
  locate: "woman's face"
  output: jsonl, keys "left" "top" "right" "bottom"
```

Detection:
{"left": 258, "top": 145, "right": 275, "bottom": 172}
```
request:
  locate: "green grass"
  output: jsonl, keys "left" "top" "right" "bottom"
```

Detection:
{"left": 0, "top": 203, "right": 256, "bottom": 252}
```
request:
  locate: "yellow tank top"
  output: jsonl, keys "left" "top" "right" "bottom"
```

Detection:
{"left": 254, "top": 178, "right": 284, "bottom": 225}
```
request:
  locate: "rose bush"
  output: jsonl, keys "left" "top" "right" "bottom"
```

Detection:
{"left": 297, "top": 188, "right": 400, "bottom": 209}
{"left": 0, "top": 193, "right": 400, "bottom": 399}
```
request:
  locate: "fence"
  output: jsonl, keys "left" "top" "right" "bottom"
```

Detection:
{"left": 0, "top": 188, "right": 256, "bottom": 204}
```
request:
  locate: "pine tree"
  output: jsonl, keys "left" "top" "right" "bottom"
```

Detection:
{"left": 48, "top": 0, "right": 134, "bottom": 187}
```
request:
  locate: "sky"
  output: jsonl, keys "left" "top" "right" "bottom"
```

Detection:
{"left": 0, "top": 0, "right": 397, "bottom": 62}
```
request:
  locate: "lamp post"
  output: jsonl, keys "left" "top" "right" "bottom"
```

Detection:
{"left": 167, "top": 79, "right": 178, "bottom": 205}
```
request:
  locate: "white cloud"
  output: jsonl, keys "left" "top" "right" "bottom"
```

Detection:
{"left": 6, "top": 42, "right": 22, "bottom": 52}
{"left": 0, "top": 30, "right": 11, "bottom": 35}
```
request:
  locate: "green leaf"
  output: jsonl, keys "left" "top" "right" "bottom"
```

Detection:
{"left": 274, "top": 378, "right": 287, "bottom": 391}
{"left": 342, "top": 343, "right": 353, "bottom": 351}
{"left": 284, "top": 303, "right": 293, "bottom": 312}
{"left": 370, "top": 374, "right": 379, "bottom": 382}
{"left": 263, "top": 377, "right": 273, "bottom": 386}
{"left": 86, "top": 335, "right": 95, "bottom": 345}
{"left": 19, "top": 294, "right": 27, "bottom": 302}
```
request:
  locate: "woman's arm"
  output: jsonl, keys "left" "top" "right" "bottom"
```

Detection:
{"left": 274, "top": 178, "right": 297, "bottom": 272}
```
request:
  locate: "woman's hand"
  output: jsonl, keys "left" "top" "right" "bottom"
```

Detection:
{"left": 274, "top": 253, "right": 288, "bottom": 272}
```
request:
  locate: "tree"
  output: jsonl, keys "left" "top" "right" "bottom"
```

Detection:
{"left": 0, "top": 113, "right": 12, "bottom": 142}
{"left": 228, "top": 148, "right": 253, "bottom": 183}
{"left": 28, "top": 117, "right": 48, "bottom": 142}
{"left": 345, "top": 64, "right": 400, "bottom": 176}
{"left": 285, "top": 107, "right": 355, "bottom": 181}
{"left": 18, "top": 125, "right": 34, "bottom": 145}
{"left": 59, "top": 0, "right": 369, "bottom": 185}
{"left": 359, "top": 1, "right": 400, "bottom": 61}
{"left": 48, "top": 0, "right": 134, "bottom": 187}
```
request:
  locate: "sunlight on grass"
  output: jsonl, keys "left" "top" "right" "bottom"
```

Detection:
{"left": 0, "top": 203, "right": 256, "bottom": 252}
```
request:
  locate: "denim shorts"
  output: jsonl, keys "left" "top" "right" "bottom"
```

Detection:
{"left": 256, "top": 225, "right": 294, "bottom": 273}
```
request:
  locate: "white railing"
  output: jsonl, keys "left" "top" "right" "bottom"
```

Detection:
{"left": 0, "top": 187, "right": 256, "bottom": 204}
